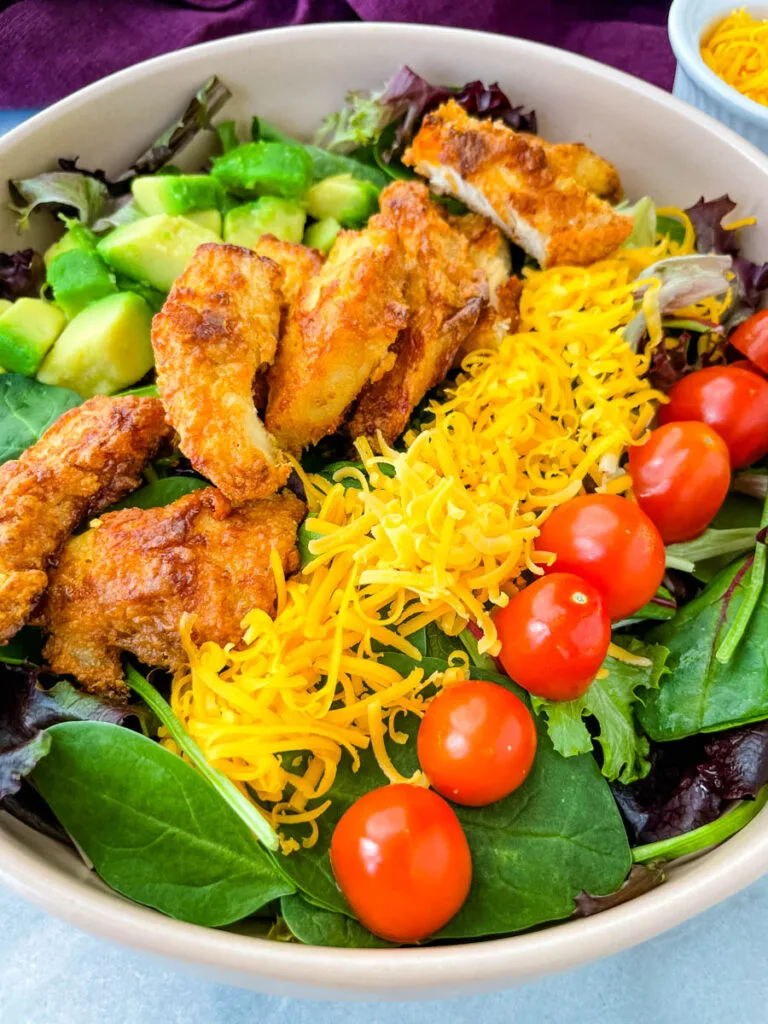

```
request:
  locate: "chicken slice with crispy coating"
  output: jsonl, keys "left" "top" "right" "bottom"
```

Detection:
{"left": 37, "top": 488, "right": 305, "bottom": 697}
{"left": 445, "top": 211, "right": 521, "bottom": 363}
{"left": 0, "top": 395, "right": 171, "bottom": 644}
{"left": 265, "top": 221, "right": 408, "bottom": 453}
{"left": 347, "top": 181, "right": 487, "bottom": 444}
{"left": 152, "top": 243, "right": 291, "bottom": 504}
{"left": 254, "top": 234, "right": 325, "bottom": 306}
{"left": 403, "top": 100, "right": 632, "bottom": 268}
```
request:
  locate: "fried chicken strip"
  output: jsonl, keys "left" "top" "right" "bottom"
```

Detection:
{"left": 0, "top": 395, "right": 171, "bottom": 644}
{"left": 403, "top": 100, "right": 632, "bottom": 268}
{"left": 265, "top": 221, "right": 408, "bottom": 453}
{"left": 347, "top": 181, "right": 487, "bottom": 444}
{"left": 152, "top": 243, "right": 291, "bottom": 504}
{"left": 37, "top": 488, "right": 305, "bottom": 697}
{"left": 254, "top": 234, "right": 325, "bottom": 305}
{"left": 445, "top": 211, "right": 521, "bottom": 362}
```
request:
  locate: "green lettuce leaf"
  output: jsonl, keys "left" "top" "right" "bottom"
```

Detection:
{"left": 532, "top": 639, "right": 670, "bottom": 785}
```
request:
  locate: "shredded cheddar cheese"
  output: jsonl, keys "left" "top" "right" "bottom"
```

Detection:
{"left": 168, "top": 222, "right": 721, "bottom": 846}
{"left": 702, "top": 8, "right": 768, "bottom": 107}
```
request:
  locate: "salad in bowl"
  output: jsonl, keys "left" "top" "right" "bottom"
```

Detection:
{"left": 2, "top": 62, "right": 768, "bottom": 952}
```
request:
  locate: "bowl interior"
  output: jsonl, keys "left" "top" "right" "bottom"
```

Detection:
{"left": 2, "top": 22, "right": 768, "bottom": 998}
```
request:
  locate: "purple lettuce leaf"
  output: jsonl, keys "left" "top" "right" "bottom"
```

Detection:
{"left": 0, "top": 249, "right": 44, "bottom": 301}
{"left": 574, "top": 863, "right": 666, "bottom": 917}
{"left": 611, "top": 719, "right": 768, "bottom": 845}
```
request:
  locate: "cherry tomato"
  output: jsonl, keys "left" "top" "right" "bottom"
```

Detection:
{"left": 659, "top": 366, "right": 768, "bottom": 468}
{"left": 729, "top": 358, "right": 765, "bottom": 377}
{"left": 729, "top": 310, "right": 768, "bottom": 373}
{"left": 495, "top": 573, "right": 611, "bottom": 701}
{"left": 536, "top": 494, "right": 665, "bottom": 621}
{"left": 417, "top": 681, "right": 537, "bottom": 806}
{"left": 330, "top": 784, "right": 472, "bottom": 943}
{"left": 628, "top": 421, "right": 730, "bottom": 543}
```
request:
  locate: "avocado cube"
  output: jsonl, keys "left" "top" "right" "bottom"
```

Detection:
{"left": 0, "top": 299, "right": 12, "bottom": 316}
{"left": 211, "top": 141, "right": 313, "bottom": 199}
{"left": 131, "top": 174, "right": 224, "bottom": 216}
{"left": 223, "top": 198, "right": 306, "bottom": 248}
{"left": 184, "top": 209, "right": 222, "bottom": 234}
{"left": 97, "top": 214, "right": 219, "bottom": 293}
{"left": 47, "top": 249, "right": 118, "bottom": 318}
{"left": 303, "top": 217, "right": 341, "bottom": 254}
{"left": 44, "top": 220, "right": 98, "bottom": 267}
{"left": 0, "top": 298, "right": 66, "bottom": 376}
{"left": 305, "top": 174, "right": 379, "bottom": 228}
{"left": 37, "top": 292, "right": 154, "bottom": 398}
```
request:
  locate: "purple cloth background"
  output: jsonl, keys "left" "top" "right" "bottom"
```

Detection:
{"left": 0, "top": 0, "right": 675, "bottom": 108}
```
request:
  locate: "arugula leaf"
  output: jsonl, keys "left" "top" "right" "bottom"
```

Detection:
{"left": 639, "top": 557, "right": 768, "bottom": 740}
{"left": 280, "top": 894, "right": 394, "bottom": 948}
{"left": 531, "top": 639, "right": 669, "bottom": 785}
{"left": 0, "top": 374, "right": 82, "bottom": 465}
{"left": 279, "top": 661, "right": 630, "bottom": 939}
{"left": 31, "top": 721, "right": 293, "bottom": 926}
{"left": 108, "top": 476, "right": 207, "bottom": 512}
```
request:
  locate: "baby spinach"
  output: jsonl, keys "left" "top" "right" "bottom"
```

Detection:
{"left": 532, "top": 639, "right": 669, "bottom": 785}
{"left": 280, "top": 895, "right": 394, "bottom": 948}
{"left": 640, "top": 557, "right": 768, "bottom": 740}
{"left": 279, "top": 661, "right": 631, "bottom": 939}
{"left": 31, "top": 722, "right": 293, "bottom": 926}
{"left": 108, "top": 476, "right": 208, "bottom": 512}
{"left": 0, "top": 373, "right": 81, "bottom": 464}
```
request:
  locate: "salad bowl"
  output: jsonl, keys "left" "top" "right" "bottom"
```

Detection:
{"left": 2, "top": 21, "right": 768, "bottom": 1000}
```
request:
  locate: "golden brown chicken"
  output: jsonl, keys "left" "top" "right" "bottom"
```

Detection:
{"left": 544, "top": 141, "right": 623, "bottom": 204}
{"left": 37, "top": 487, "right": 305, "bottom": 697}
{"left": 152, "top": 243, "right": 291, "bottom": 504}
{"left": 445, "top": 212, "right": 521, "bottom": 362}
{"left": 0, "top": 395, "right": 171, "bottom": 645}
{"left": 403, "top": 100, "right": 632, "bottom": 268}
{"left": 254, "top": 235, "right": 325, "bottom": 305}
{"left": 346, "top": 181, "right": 487, "bottom": 444}
{"left": 265, "top": 221, "right": 409, "bottom": 453}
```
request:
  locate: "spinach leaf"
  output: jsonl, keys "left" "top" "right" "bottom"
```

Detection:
{"left": 639, "top": 557, "right": 768, "bottom": 740}
{"left": 0, "top": 373, "right": 82, "bottom": 464}
{"left": 280, "top": 894, "right": 394, "bottom": 948}
{"left": 31, "top": 722, "right": 293, "bottom": 926}
{"left": 531, "top": 639, "right": 669, "bottom": 785}
{"left": 279, "top": 663, "right": 631, "bottom": 939}
{"left": 108, "top": 476, "right": 207, "bottom": 512}
{"left": 656, "top": 214, "right": 687, "bottom": 246}
{"left": 0, "top": 627, "right": 43, "bottom": 665}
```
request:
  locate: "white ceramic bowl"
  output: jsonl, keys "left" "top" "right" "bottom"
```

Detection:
{"left": 669, "top": 0, "right": 768, "bottom": 152}
{"left": 3, "top": 22, "right": 768, "bottom": 1001}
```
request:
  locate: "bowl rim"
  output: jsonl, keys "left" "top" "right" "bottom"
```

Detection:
{"left": 668, "top": 0, "right": 768, "bottom": 125}
{"left": 3, "top": 19, "right": 768, "bottom": 994}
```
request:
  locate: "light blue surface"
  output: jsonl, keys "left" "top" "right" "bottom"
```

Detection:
{"left": 1, "top": 104, "right": 767, "bottom": 1023}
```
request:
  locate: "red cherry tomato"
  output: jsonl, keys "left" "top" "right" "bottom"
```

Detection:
{"left": 729, "top": 358, "right": 765, "bottom": 377}
{"left": 494, "top": 573, "right": 611, "bottom": 701}
{"left": 729, "top": 310, "right": 768, "bottom": 373}
{"left": 330, "top": 784, "right": 472, "bottom": 943}
{"left": 659, "top": 366, "right": 768, "bottom": 468}
{"left": 628, "top": 422, "right": 730, "bottom": 543}
{"left": 417, "top": 681, "right": 537, "bottom": 806}
{"left": 536, "top": 494, "right": 665, "bottom": 621}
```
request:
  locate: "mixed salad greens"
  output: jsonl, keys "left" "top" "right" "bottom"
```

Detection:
{"left": 2, "top": 68, "right": 768, "bottom": 948}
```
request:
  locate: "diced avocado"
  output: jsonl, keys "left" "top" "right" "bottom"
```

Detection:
{"left": 131, "top": 174, "right": 224, "bottom": 216}
{"left": 0, "top": 298, "right": 66, "bottom": 376}
{"left": 0, "top": 299, "right": 12, "bottom": 316}
{"left": 211, "top": 141, "right": 313, "bottom": 199}
{"left": 184, "top": 208, "right": 222, "bottom": 234}
{"left": 223, "top": 198, "right": 306, "bottom": 247}
{"left": 47, "top": 249, "right": 117, "bottom": 318}
{"left": 303, "top": 217, "right": 341, "bottom": 254}
{"left": 37, "top": 292, "right": 154, "bottom": 398}
{"left": 97, "top": 214, "right": 219, "bottom": 292}
{"left": 305, "top": 174, "right": 379, "bottom": 228}
{"left": 44, "top": 219, "right": 98, "bottom": 266}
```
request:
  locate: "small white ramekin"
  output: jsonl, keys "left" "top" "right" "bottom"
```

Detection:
{"left": 669, "top": 0, "right": 768, "bottom": 153}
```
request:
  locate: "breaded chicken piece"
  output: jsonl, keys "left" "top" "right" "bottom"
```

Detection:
{"left": 446, "top": 212, "right": 521, "bottom": 362}
{"left": 37, "top": 488, "right": 305, "bottom": 697}
{"left": 347, "top": 181, "right": 487, "bottom": 444}
{"left": 152, "top": 243, "right": 291, "bottom": 504}
{"left": 0, "top": 395, "right": 171, "bottom": 645}
{"left": 544, "top": 142, "right": 623, "bottom": 204}
{"left": 403, "top": 100, "right": 632, "bottom": 268}
{"left": 254, "top": 235, "right": 325, "bottom": 306}
{"left": 265, "top": 222, "right": 408, "bottom": 453}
